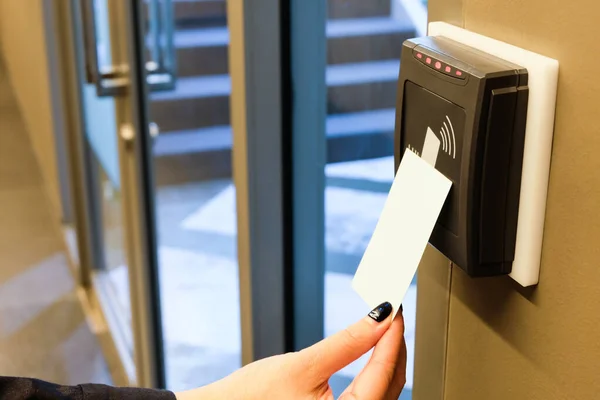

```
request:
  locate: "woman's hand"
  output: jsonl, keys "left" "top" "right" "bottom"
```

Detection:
{"left": 177, "top": 301, "right": 406, "bottom": 400}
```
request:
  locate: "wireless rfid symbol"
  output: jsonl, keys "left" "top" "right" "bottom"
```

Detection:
{"left": 438, "top": 115, "right": 456, "bottom": 159}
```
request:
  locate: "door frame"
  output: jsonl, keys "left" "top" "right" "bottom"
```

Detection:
{"left": 228, "top": 0, "right": 329, "bottom": 361}
{"left": 55, "top": 0, "right": 333, "bottom": 390}
{"left": 53, "top": 0, "right": 166, "bottom": 388}
{"left": 48, "top": 0, "right": 132, "bottom": 387}
{"left": 57, "top": 0, "right": 301, "bottom": 388}
{"left": 228, "top": 0, "right": 291, "bottom": 363}
{"left": 114, "top": 0, "right": 166, "bottom": 388}
{"left": 287, "top": 0, "right": 328, "bottom": 351}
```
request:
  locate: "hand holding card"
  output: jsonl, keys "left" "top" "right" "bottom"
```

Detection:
{"left": 352, "top": 150, "right": 452, "bottom": 317}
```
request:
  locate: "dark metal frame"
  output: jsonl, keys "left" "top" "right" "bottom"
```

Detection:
{"left": 123, "top": 0, "right": 166, "bottom": 387}
{"left": 232, "top": 0, "right": 290, "bottom": 360}
{"left": 62, "top": 0, "right": 329, "bottom": 388}
{"left": 227, "top": 0, "right": 328, "bottom": 359}
{"left": 62, "top": 0, "right": 167, "bottom": 388}
{"left": 286, "top": 0, "right": 327, "bottom": 351}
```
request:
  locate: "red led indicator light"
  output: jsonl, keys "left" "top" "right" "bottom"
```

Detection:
{"left": 425, "top": 57, "right": 431, "bottom": 64}
{"left": 456, "top": 70, "right": 463, "bottom": 76}
{"left": 445, "top": 66, "right": 451, "bottom": 73}
{"left": 435, "top": 61, "right": 442, "bottom": 69}
{"left": 416, "top": 53, "right": 423, "bottom": 59}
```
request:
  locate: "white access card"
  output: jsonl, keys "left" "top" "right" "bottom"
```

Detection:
{"left": 352, "top": 150, "right": 452, "bottom": 317}
{"left": 422, "top": 127, "right": 441, "bottom": 167}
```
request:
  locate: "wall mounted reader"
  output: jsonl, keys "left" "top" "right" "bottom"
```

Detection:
{"left": 395, "top": 35, "right": 528, "bottom": 278}
{"left": 395, "top": 23, "right": 559, "bottom": 286}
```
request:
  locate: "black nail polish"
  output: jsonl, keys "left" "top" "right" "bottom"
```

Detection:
{"left": 368, "top": 302, "right": 392, "bottom": 322}
{"left": 400, "top": 303, "right": 403, "bottom": 312}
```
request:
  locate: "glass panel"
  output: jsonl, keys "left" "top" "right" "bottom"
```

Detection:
{"left": 82, "top": 86, "right": 119, "bottom": 185}
{"left": 323, "top": 1, "right": 426, "bottom": 398}
{"left": 94, "top": 0, "right": 113, "bottom": 71}
{"left": 90, "top": 154, "right": 133, "bottom": 353}
{"left": 80, "top": 0, "right": 134, "bottom": 369}
{"left": 85, "top": 0, "right": 118, "bottom": 184}
{"left": 142, "top": 2, "right": 242, "bottom": 391}
{"left": 145, "top": 0, "right": 177, "bottom": 91}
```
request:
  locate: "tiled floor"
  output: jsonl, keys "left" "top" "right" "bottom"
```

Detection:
{"left": 0, "top": 61, "right": 112, "bottom": 385}
{"left": 105, "top": 156, "right": 416, "bottom": 399}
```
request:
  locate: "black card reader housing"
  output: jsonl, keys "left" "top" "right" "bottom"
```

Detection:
{"left": 394, "top": 36, "right": 529, "bottom": 277}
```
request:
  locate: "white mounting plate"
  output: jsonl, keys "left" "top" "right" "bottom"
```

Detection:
{"left": 428, "top": 22, "right": 559, "bottom": 287}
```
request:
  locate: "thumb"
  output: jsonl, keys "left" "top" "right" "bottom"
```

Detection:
{"left": 298, "top": 302, "right": 394, "bottom": 380}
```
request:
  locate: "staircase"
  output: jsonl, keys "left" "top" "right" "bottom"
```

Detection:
{"left": 152, "top": 0, "right": 416, "bottom": 186}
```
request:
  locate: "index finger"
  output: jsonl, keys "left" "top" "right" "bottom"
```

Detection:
{"left": 298, "top": 302, "right": 394, "bottom": 381}
{"left": 340, "top": 312, "right": 406, "bottom": 400}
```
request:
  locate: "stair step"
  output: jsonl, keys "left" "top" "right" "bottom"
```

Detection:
{"left": 327, "top": 16, "right": 412, "bottom": 37}
{"left": 144, "top": 0, "right": 226, "bottom": 30}
{"left": 172, "top": 17, "right": 411, "bottom": 48}
{"left": 154, "top": 109, "right": 395, "bottom": 154}
{"left": 327, "top": 16, "right": 415, "bottom": 65}
{"left": 326, "top": 109, "right": 396, "bottom": 162}
{"left": 151, "top": 74, "right": 230, "bottom": 101}
{"left": 174, "top": 27, "right": 229, "bottom": 77}
{"left": 328, "top": 0, "right": 391, "bottom": 19}
{"left": 327, "top": 109, "right": 395, "bottom": 137}
{"left": 173, "top": 0, "right": 226, "bottom": 28}
{"left": 155, "top": 60, "right": 399, "bottom": 100}
{"left": 326, "top": 60, "right": 399, "bottom": 86}
{"left": 172, "top": 16, "right": 413, "bottom": 77}
{"left": 161, "top": 0, "right": 391, "bottom": 29}
{"left": 153, "top": 109, "right": 395, "bottom": 185}
{"left": 149, "top": 75, "right": 229, "bottom": 132}
{"left": 150, "top": 60, "right": 398, "bottom": 132}
{"left": 327, "top": 60, "right": 399, "bottom": 114}
{"left": 174, "top": 26, "right": 228, "bottom": 48}
{"left": 154, "top": 125, "right": 232, "bottom": 156}
{"left": 151, "top": 60, "right": 398, "bottom": 132}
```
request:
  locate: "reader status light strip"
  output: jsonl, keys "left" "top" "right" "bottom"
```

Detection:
{"left": 414, "top": 52, "right": 465, "bottom": 79}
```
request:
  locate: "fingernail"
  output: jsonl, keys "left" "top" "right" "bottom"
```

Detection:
{"left": 400, "top": 303, "right": 403, "bottom": 312}
{"left": 368, "top": 302, "right": 392, "bottom": 322}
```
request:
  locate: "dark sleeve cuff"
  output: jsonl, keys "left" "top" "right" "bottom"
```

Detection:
{"left": 80, "top": 384, "right": 176, "bottom": 400}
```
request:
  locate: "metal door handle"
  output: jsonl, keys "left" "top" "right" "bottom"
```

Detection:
{"left": 149, "top": 122, "right": 160, "bottom": 150}
{"left": 79, "top": 0, "right": 176, "bottom": 97}
{"left": 149, "top": 122, "right": 160, "bottom": 138}
{"left": 80, "top": 0, "right": 128, "bottom": 96}
{"left": 145, "top": 0, "right": 177, "bottom": 92}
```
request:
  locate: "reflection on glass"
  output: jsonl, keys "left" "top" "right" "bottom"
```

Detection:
{"left": 93, "top": 0, "right": 112, "bottom": 68}
{"left": 323, "top": 0, "right": 426, "bottom": 398}
{"left": 81, "top": 0, "right": 135, "bottom": 363}
{"left": 144, "top": 1, "right": 241, "bottom": 391}
{"left": 95, "top": 160, "right": 134, "bottom": 355}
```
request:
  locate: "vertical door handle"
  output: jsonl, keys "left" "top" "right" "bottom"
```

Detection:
{"left": 149, "top": 122, "right": 160, "bottom": 150}
{"left": 79, "top": 0, "right": 128, "bottom": 97}
{"left": 149, "top": 122, "right": 160, "bottom": 138}
{"left": 145, "top": 0, "right": 177, "bottom": 92}
{"left": 79, "top": 0, "right": 176, "bottom": 96}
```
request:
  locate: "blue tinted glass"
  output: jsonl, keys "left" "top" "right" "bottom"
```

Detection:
{"left": 324, "top": 1, "right": 426, "bottom": 398}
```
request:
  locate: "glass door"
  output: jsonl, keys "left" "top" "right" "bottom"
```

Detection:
{"left": 147, "top": 0, "right": 291, "bottom": 390}
{"left": 71, "top": 0, "right": 291, "bottom": 391}
{"left": 289, "top": 0, "right": 427, "bottom": 398}
{"left": 74, "top": 0, "right": 170, "bottom": 388}
{"left": 77, "top": 0, "right": 137, "bottom": 382}
{"left": 144, "top": 0, "right": 242, "bottom": 390}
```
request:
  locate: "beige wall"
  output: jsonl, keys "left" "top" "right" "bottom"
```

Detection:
{"left": 428, "top": 1, "right": 600, "bottom": 399}
{"left": 0, "top": 0, "right": 62, "bottom": 217}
